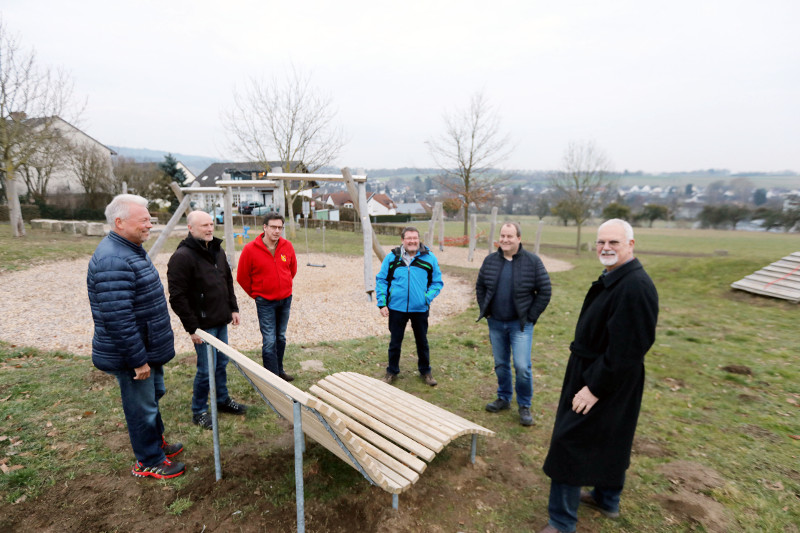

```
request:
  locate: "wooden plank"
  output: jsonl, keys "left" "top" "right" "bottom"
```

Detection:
{"left": 324, "top": 374, "right": 454, "bottom": 442}
{"left": 337, "top": 373, "right": 495, "bottom": 436}
{"left": 731, "top": 280, "right": 800, "bottom": 302}
{"left": 308, "top": 390, "right": 427, "bottom": 473}
{"left": 736, "top": 277, "right": 800, "bottom": 295}
{"left": 332, "top": 373, "right": 468, "bottom": 437}
{"left": 742, "top": 273, "right": 800, "bottom": 290}
{"left": 309, "top": 384, "right": 436, "bottom": 461}
{"left": 314, "top": 378, "right": 446, "bottom": 451}
{"left": 195, "top": 330, "right": 314, "bottom": 405}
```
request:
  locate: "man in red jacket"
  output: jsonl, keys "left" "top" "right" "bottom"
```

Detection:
{"left": 237, "top": 213, "right": 298, "bottom": 381}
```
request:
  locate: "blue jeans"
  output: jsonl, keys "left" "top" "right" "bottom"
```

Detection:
{"left": 256, "top": 295, "right": 292, "bottom": 375}
{"left": 387, "top": 309, "right": 430, "bottom": 375}
{"left": 109, "top": 365, "right": 166, "bottom": 467}
{"left": 192, "top": 324, "right": 230, "bottom": 415}
{"left": 487, "top": 318, "right": 534, "bottom": 408}
{"left": 548, "top": 479, "right": 623, "bottom": 532}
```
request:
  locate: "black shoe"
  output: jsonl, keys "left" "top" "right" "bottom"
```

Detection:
{"left": 485, "top": 398, "right": 511, "bottom": 412}
{"left": 580, "top": 490, "right": 620, "bottom": 519}
{"left": 279, "top": 372, "right": 295, "bottom": 382}
{"left": 161, "top": 436, "right": 183, "bottom": 458}
{"left": 519, "top": 407, "right": 534, "bottom": 426}
{"left": 132, "top": 458, "right": 185, "bottom": 479}
{"left": 192, "top": 411, "right": 213, "bottom": 430}
{"left": 382, "top": 372, "right": 397, "bottom": 384}
{"left": 218, "top": 398, "right": 247, "bottom": 415}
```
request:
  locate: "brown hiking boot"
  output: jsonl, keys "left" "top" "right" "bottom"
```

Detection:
{"left": 382, "top": 372, "right": 397, "bottom": 384}
{"left": 422, "top": 373, "right": 437, "bottom": 386}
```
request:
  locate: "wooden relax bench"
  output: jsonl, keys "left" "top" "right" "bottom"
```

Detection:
{"left": 194, "top": 329, "right": 494, "bottom": 533}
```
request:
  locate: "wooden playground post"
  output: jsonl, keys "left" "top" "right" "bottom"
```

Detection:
{"left": 488, "top": 207, "right": 498, "bottom": 253}
{"left": 467, "top": 214, "right": 478, "bottom": 262}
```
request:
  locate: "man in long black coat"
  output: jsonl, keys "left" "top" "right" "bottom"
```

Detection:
{"left": 539, "top": 219, "right": 659, "bottom": 533}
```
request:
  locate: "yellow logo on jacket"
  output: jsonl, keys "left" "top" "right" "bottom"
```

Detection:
{"left": 281, "top": 254, "right": 287, "bottom": 262}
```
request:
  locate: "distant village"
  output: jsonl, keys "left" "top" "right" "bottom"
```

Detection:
{"left": 5, "top": 118, "right": 799, "bottom": 233}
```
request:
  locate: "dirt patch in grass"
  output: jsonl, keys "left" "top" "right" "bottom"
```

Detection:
{"left": 657, "top": 460, "right": 730, "bottom": 532}
{"left": 0, "top": 436, "right": 542, "bottom": 532}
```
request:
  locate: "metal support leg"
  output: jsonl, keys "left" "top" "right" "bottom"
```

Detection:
{"left": 392, "top": 494, "right": 399, "bottom": 510}
{"left": 207, "top": 343, "right": 222, "bottom": 481}
{"left": 293, "top": 401, "right": 306, "bottom": 533}
{"left": 470, "top": 434, "right": 477, "bottom": 464}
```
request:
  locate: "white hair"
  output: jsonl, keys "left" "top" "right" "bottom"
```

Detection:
{"left": 105, "top": 194, "right": 149, "bottom": 226}
{"left": 598, "top": 218, "right": 634, "bottom": 241}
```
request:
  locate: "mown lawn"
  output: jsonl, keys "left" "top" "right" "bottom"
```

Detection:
{"left": 1, "top": 221, "right": 798, "bottom": 531}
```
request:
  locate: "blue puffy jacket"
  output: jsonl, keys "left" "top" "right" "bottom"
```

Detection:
{"left": 87, "top": 232, "right": 175, "bottom": 371}
{"left": 376, "top": 245, "right": 443, "bottom": 313}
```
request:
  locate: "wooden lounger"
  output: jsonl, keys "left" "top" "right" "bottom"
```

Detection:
{"left": 194, "top": 329, "right": 494, "bottom": 532}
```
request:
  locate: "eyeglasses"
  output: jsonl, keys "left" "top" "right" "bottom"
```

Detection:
{"left": 267, "top": 225, "right": 284, "bottom": 230}
{"left": 595, "top": 240, "right": 623, "bottom": 247}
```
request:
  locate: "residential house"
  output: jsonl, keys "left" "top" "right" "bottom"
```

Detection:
{"left": 16, "top": 116, "right": 116, "bottom": 206}
{"left": 192, "top": 161, "right": 308, "bottom": 212}
{"left": 315, "top": 191, "right": 397, "bottom": 216}
{"left": 396, "top": 201, "right": 432, "bottom": 216}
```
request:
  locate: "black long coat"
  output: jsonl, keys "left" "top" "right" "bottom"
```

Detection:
{"left": 543, "top": 258, "right": 658, "bottom": 486}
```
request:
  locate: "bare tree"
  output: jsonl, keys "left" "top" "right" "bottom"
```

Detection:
{"left": 224, "top": 66, "right": 345, "bottom": 237}
{"left": 112, "top": 156, "right": 161, "bottom": 196}
{"left": 427, "top": 91, "right": 513, "bottom": 236}
{"left": 549, "top": 140, "right": 615, "bottom": 253}
{"left": 70, "top": 144, "right": 113, "bottom": 209}
{"left": 18, "top": 132, "right": 71, "bottom": 204}
{"left": 0, "top": 18, "right": 81, "bottom": 236}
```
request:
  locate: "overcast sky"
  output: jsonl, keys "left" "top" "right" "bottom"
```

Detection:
{"left": 4, "top": 0, "right": 799, "bottom": 173}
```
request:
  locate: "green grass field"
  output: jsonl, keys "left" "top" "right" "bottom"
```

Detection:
{"left": 0, "top": 221, "right": 798, "bottom": 531}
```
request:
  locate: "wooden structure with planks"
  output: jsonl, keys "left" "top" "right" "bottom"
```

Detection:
{"left": 193, "top": 329, "right": 494, "bottom": 533}
{"left": 730, "top": 251, "right": 800, "bottom": 303}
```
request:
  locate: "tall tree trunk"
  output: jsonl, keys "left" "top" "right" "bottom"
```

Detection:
{"left": 3, "top": 167, "right": 27, "bottom": 237}
{"left": 575, "top": 223, "right": 582, "bottom": 254}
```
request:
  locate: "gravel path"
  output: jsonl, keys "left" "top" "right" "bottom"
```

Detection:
{"left": 0, "top": 246, "right": 572, "bottom": 357}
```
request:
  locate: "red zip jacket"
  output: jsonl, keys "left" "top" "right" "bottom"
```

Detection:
{"left": 236, "top": 234, "right": 297, "bottom": 301}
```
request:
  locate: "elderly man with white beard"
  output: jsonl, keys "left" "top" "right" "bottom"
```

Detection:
{"left": 538, "top": 219, "right": 659, "bottom": 533}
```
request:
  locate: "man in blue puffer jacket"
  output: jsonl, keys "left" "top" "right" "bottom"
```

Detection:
{"left": 376, "top": 227, "right": 443, "bottom": 386}
{"left": 87, "top": 194, "right": 184, "bottom": 479}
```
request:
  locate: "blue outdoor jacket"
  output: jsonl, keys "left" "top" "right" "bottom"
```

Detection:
{"left": 376, "top": 245, "right": 443, "bottom": 313}
{"left": 87, "top": 232, "right": 175, "bottom": 372}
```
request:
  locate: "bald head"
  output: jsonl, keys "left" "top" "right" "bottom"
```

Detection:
{"left": 187, "top": 210, "right": 214, "bottom": 242}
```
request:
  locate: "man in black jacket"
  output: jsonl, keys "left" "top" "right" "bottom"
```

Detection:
{"left": 167, "top": 210, "right": 247, "bottom": 430}
{"left": 476, "top": 222, "right": 551, "bottom": 426}
{"left": 538, "top": 219, "right": 658, "bottom": 533}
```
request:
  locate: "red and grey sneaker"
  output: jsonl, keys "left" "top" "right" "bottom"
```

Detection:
{"left": 132, "top": 458, "right": 185, "bottom": 479}
{"left": 161, "top": 436, "right": 183, "bottom": 458}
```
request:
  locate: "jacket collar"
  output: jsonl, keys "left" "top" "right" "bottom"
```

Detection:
{"left": 600, "top": 257, "right": 642, "bottom": 288}
{"left": 494, "top": 242, "right": 525, "bottom": 259}
{"left": 109, "top": 231, "right": 147, "bottom": 255}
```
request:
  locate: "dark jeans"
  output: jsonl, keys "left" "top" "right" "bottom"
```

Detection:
{"left": 191, "top": 324, "right": 230, "bottom": 415}
{"left": 256, "top": 295, "right": 292, "bottom": 375}
{"left": 548, "top": 479, "right": 624, "bottom": 532}
{"left": 108, "top": 364, "right": 166, "bottom": 467}
{"left": 387, "top": 309, "right": 430, "bottom": 375}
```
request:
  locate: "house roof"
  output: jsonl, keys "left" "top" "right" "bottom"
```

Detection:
{"left": 369, "top": 193, "right": 396, "bottom": 209}
{"left": 396, "top": 202, "right": 431, "bottom": 215}
{"left": 195, "top": 161, "right": 307, "bottom": 187}
{"left": 321, "top": 191, "right": 353, "bottom": 206}
{"left": 25, "top": 116, "right": 117, "bottom": 155}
